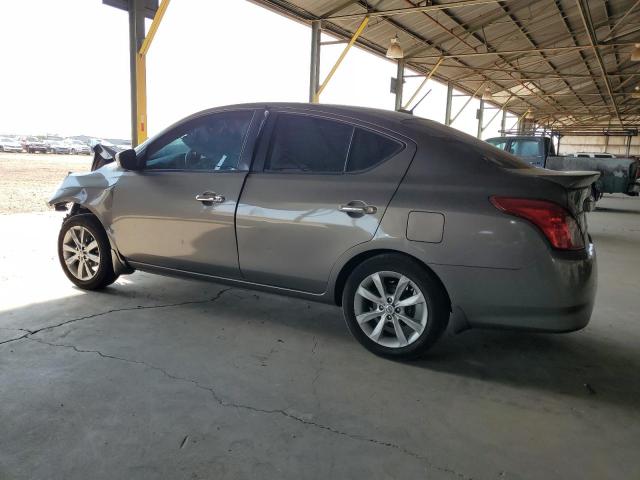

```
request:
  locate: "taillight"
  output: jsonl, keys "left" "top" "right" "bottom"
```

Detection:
{"left": 490, "top": 197, "right": 585, "bottom": 251}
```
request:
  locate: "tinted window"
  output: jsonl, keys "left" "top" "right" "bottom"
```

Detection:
{"left": 346, "top": 128, "right": 402, "bottom": 172}
{"left": 146, "top": 111, "right": 253, "bottom": 171}
{"left": 508, "top": 140, "right": 540, "bottom": 157}
{"left": 265, "top": 114, "right": 352, "bottom": 173}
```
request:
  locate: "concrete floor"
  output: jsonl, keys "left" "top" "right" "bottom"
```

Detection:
{"left": 1, "top": 195, "right": 639, "bottom": 480}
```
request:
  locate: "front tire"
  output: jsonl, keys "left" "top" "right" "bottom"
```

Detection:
{"left": 57, "top": 215, "right": 118, "bottom": 290}
{"left": 342, "top": 254, "right": 449, "bottom": 359}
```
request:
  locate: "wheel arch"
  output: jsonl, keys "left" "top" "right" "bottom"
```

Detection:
{"left": 333, "top": 249, "right": 452, "bottom": 310}
{"left": 62, "top": 204, "right": 133, "bottom": 276}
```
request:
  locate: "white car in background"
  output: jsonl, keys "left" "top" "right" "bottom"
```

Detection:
{"left": 65, "top": 140, "right": 91, "bottom": 155}
{"left": 0, "top": 137, "right": 23, "bottom": 152}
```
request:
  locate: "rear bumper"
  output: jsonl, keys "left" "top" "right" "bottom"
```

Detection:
{"left": 432, "top": 243, "right": 597, "bottom": 333}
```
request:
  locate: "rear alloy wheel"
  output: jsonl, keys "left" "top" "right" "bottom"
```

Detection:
{"left": 58, "top": 215, "right": 118, "bottom": 290}
{"left": 342, "top": 254, "right": 449, "bottom": 359}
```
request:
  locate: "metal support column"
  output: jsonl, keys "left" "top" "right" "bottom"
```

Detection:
{"left": 394, "top": 59, "right": 404, "bottom": 111}
{"left": 128, "top": 0, "right": 145, "bottom": 146}
{"left": 476, "top": 99, "right": 484, "bottom": 139}
{"left": 444, "top": 83, "right": 453, "bottom": 126}
{"left": 309, "top": 20, "right": 321, "bottom": 103}
{"left": 314, "top": 16, "right": 369, "bottom": 103}
{"left": 501, "top": 109, "right": 507, "bottom": 136}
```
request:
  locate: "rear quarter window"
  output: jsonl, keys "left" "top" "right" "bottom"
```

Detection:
{"left": 346, "top": 128, "right": 403, "bottom": 172}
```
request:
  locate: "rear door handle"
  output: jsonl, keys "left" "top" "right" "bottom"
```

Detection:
{"left": 339, "top": 201, "right": 377, "bottom": 216}
{"left": 195, "top": 191, "right": 225, "bottom": 204}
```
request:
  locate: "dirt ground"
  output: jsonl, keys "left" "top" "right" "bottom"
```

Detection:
{"left": 0, "top": 152, "right": 90, "bottom": 214}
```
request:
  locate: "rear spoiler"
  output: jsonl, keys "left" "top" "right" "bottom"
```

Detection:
{"left": 91, "top": 144, "right": 123, "bottom": 171}
{"left": 511, "top": 169, "right": 600, "bottom": 189}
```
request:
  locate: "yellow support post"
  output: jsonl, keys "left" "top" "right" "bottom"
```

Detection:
{"left": 135, "top": 54, "right": 147, "bottom": 143}
{"left": 134, "top": 0, "right": 171, "bottom": 144}
{"left": 313, "top": 16, "right": 369, "bottom": 103}
{"left": 402, "top": 57, "right": 444, "bottom": 110}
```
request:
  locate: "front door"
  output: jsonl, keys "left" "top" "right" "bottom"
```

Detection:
{"left": 111, "top": 109, "right": 258, "bottom": 278}
{"left": 236, "top": 111, "right": 416, "bottom": 293}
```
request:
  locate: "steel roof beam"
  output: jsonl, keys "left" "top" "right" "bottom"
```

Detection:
{"left": 326, "top": 0, "right": 512, "bottom": 20}
{"left": 412, "top": 0, "right": 568, "bottom": 117}
{"left": 575, "top": 0, "right": 623, "bottom": 126}
{"left": 408, "top": 43, "right": 635, "bottom": 59}
{"left": 602, "top": 0, "right": 640, "bottom": 42}
{"left": 492, "top": 2, "right": 590, "bottom": 118}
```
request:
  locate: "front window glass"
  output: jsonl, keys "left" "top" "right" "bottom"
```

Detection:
{"left": 146, "top": 111, "right": 253, "bottom": 171}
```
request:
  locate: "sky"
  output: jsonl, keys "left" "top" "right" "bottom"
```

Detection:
{"left": 0, "top": 0, "right": 516, "bottom": 140}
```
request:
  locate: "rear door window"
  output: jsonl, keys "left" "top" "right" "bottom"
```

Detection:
{"left": 265, "top": 114, "right": 352, "bottom": 173}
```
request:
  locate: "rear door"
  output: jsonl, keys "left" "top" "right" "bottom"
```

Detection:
{"left": 235, "top": 110, "right": 416, "bottom": 293}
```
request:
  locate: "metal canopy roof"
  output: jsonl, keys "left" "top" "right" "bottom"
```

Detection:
{"left": 250, "top": 0, "right": 640, "bottom": 133}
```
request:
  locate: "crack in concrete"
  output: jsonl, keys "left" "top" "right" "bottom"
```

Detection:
{"left": 27, "top": 336, "right": 470, "bottom": 479}
{"left": 0, "top": 288, "right": 232, "bottom": 346}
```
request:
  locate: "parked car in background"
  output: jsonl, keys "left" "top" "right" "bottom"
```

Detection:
{"left": 48, "top": 141, "right": 71, "bottom": 155}
{"left": 486, "top": 135, "right": 640, "bottom": 201}
{"left": 0, "top": 136, "right": 23, "bottom": 152}
{"left": 573, "top": 152, "right": 617, "bottom": 159}
{"left": 49, "top": 103, "right": 598, "bottom": 359}
{"left": 23, "top": 136, "right": 48, "bottom": 153}
{"left": 65, "top": 140, "right": 91, "bottom": 155}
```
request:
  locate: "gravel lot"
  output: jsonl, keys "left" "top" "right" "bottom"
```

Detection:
{"left": 0, "top": 152, "right": 90, "bottom": 214}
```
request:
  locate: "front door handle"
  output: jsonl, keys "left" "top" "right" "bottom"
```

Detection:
{"left": 339, "top": 201, "right": 377, "bottom": 216}
{"left": 195, "top": 191, "right": 225, "bottom": 204}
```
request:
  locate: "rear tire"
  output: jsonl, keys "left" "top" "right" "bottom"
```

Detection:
{"left": 342, "top": 254, "right": 449, "bottom": 359}
{"left": 57, "top": 215, "right": 118, "bottom": 290}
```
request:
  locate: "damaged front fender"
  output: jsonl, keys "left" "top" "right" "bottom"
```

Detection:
{"left": 48, "top": 163, "right": 122, "bottom": 221}
{"left": 48, "top": 164, "right": 133, "bottom": 276}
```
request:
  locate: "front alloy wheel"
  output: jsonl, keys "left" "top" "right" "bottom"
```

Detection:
{"left": 58, "top": 215, "right": 118, "bottom": 290}
{"left": 62, "top": 226, "right": 101, "bottom": 281}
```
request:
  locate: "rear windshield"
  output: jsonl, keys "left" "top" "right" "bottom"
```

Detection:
{"left": 482, "top": 145, "right": 534, "bottom": 170}
{"left": 405, "top": 118, "right": 534, "bottom": 170}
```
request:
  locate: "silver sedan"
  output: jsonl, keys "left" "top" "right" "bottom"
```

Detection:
{"left": 50, "top": 103, "right": 598, "bottom": 358}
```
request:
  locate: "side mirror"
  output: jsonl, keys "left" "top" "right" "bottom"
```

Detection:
{"left": 115, "top": 149, "right": 142, "bottom": 171}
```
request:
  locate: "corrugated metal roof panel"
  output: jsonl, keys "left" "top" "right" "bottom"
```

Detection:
{"left": 250, "top": 0, "right": 640, "bottom": 129}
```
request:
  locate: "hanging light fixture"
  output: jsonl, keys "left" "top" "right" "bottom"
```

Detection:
{"left": 482, "top": 87, "right": 492, "bottom": 101}
{"left": 631, "top": 43, "right": 640, "bottom": 61}
{"left": 386, "top": 36, "right": 404, "bottom": 59}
